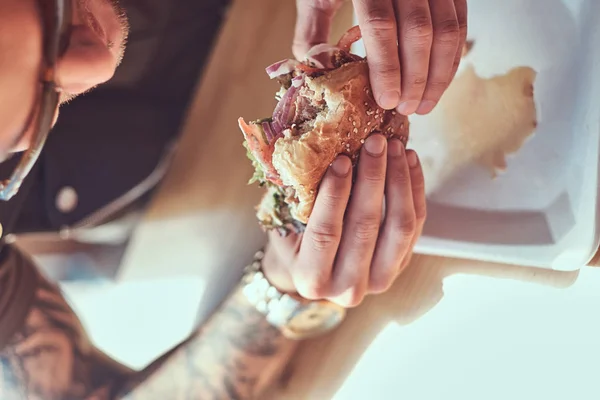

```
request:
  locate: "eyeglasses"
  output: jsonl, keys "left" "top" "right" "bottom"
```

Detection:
{"left": 0, "top": 0, "right": 72, "bottom": 201}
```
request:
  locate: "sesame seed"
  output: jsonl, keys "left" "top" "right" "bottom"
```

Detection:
{"left": 364, "top": 102, "right": 368, "bottom": 106}
{"left": 353, "top": 128, "right": 358, "bottom": 134}
{"left": 367, "top": 121, "right": 371, "bottom": 126}
{"left": 400, "top": 123, "right": 405, "bottom": 130}
{"left": 360, "top": 139, "right": 365, "bottom": 144}
{"left": 346, "top": 132, "right": 350, "bottom": 138}
{"left": 364, "top": 128, "right": 368, "bottom": 133}
{"left": 352, "top": 121, "right": 356, "bottom": 127}
{"left": 348, "top": 117, "right": 352, "bottom": 122}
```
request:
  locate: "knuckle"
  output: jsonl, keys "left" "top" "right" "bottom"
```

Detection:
{"left": 407, "top": 75, "right": 428, "bottom": 88}
{"left": 388, "top": 165, "right": 411, "bottom": 186}
{"left": 319, "top": 190, "right": 347, "bottom": 210}
{"left": 336, "top": 287, "right": 365, "bottom": 308}
{"left": 414, "top": 198, "right": 427, "bottom": 222}
{"left": 373, "top": 62, "right": 401, "bottom": 80}
{"left": 362, "top": 167, "right": 386, "bottom": 184}
{"left": 391, "top": 216, "right": 417, "bottom": 241}
{"left": 352, "top": 215, "right": 381, "bottom": 242}
{"left": 424, "top": 80, "right": 449, "bottom": 97}
{"left": 297, "top": 278, "right": 330, "bottom": 300}
{"left": 410, "top": 171, "right": 426, "bottom": 193}
{"left": 369, "top": 273, "right": 394, "bottom": 294}
{"left": 309, "top": 223, "right": 341, "bottom": 252}
{"left": 404, "top": 8, "right": 433, "bottom": 40}
{"left": 363, "top": 15, "right": 397, "bottom": 37}
{"left": 434, "top": 19, "right": 460, "bottom": 42}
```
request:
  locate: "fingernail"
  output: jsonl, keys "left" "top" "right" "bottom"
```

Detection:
{"left": 396, "top": 101, "right": 420, "bottom": 116}
{"left": 379, "top": 90, "right": 401, "bottom": 110}
{"left": 407, "top": 151, "right": 419, "bottom": 168}
{"left": 364, "top": 135, "right": 386, "bottom": 156}
{"left": 331, "top": 156, "right": 351, "bottom": 176}
{"left": 388, "top": 138, "right": 405, "bottom": 156}
{"left": 416, "top": 100, "right": 436, "bottom": 115}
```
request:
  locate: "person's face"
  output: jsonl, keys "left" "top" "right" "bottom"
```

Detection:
{"left": 0, "top": 0, "right": 129, "bottom": 156}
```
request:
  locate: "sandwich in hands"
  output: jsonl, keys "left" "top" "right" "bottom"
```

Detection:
{"left": 239, "top": 26, "right": 410, "bottom": 234}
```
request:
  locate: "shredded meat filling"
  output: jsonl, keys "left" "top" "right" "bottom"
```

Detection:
{"left": 291, "top": 86, "right": 327, "bottom": 135}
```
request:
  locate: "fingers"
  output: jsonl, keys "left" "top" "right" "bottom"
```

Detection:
{"left": 407, "top": 150, "right": 426, "bottom": 231}
{"left": 395, "top": 0, "right": 433, "bottom": 115}
{"left": 396, "top": 149, "right": 427, "bottom": 275}
{"left": 353, "top": 0, "right": 467, "bottom": 116}
{"left": 295, "top": 156, "right": 352, "bottom": 299}
{"left": 416, "top": 0, "right": 460, "bottom": 115}
{"left": 449, "top": 0, "right": 468, "bottom": 82}
{"left": 368, "top": 138, "right": 415, "bottom": 293}
{"left": 329, "top": 135, "right": 388, "bottom": 307}
{"left": 293, "top": 0, "right": 343, "bottom": 59}
{"left": 353, "top": 0, "right": 402, "bottom": 110}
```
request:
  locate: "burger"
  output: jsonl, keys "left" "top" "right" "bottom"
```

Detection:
{"left": 239, "top": 26, "right": 410, "bottom": 235}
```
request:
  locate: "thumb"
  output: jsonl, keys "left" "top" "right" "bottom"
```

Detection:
{"left": 293, "top": 0, "right": 343, "bottom": 60}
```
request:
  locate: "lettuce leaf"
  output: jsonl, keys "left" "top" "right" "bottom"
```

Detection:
{"left": 243, "top": 141, "right": 266, "bottom": 185}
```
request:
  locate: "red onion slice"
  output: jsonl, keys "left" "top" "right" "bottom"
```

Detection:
{"left": 266, "top": 59, "right": 299, "bottom": 79}
{"left": 271, "top": 118, "right": 284, "bottom": 136}
{"left": 273, "top": 84, "right": 300, "bottom": 129}
{"left": 291, "top": 75, "right": 305, "bottom": 88}
{"left": 304, "top": 43, "right": 339, "bottom": 69}
{"left": 261, "top": 121, "right": 276, "bottom": 143}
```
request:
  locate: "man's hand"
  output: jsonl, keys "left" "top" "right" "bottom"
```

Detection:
{"left": 263, "top": 135, "right": 426, "bottom": 308}
{"left": 294, "top": 0, "right": 468, "bottom": 116}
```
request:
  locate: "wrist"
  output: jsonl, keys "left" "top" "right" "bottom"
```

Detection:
{"left": 241, "top": 249, "right": 346, "bottom": 340}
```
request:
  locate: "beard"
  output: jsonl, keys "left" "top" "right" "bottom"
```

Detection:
{"left": 107, "top": 0, "right": 129, "bottom": 65}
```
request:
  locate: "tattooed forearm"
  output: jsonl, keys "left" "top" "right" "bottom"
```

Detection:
{"left": 115, "top": 288, "right": 298, "bottom": 400}
{"left": 0, "top": 261, "right": 128, "bottom": 400}
{"left": 0, "top": 247, "right": 297, "bottom": 400}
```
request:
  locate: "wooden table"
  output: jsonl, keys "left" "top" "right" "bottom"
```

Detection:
{"left": 120, "top": 0, "right": 600, "bottom": 398}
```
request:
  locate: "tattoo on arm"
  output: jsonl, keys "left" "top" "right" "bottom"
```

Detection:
{"left": 1, "top": 267, "right": 296, "bottom": 400}
{"left": 115, "top": 289, "right": 297, "bottom": 400}
{"left": 0, "top": 274, "right": 127, "bottom": 400}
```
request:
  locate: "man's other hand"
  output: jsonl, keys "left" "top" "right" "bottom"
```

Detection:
{"left": 293, "top": 0, "right": 468, "bottom": 116}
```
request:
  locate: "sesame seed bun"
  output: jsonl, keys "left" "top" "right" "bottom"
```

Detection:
{"left": 272, "top": 60, "right": 410, "bottom": 223}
